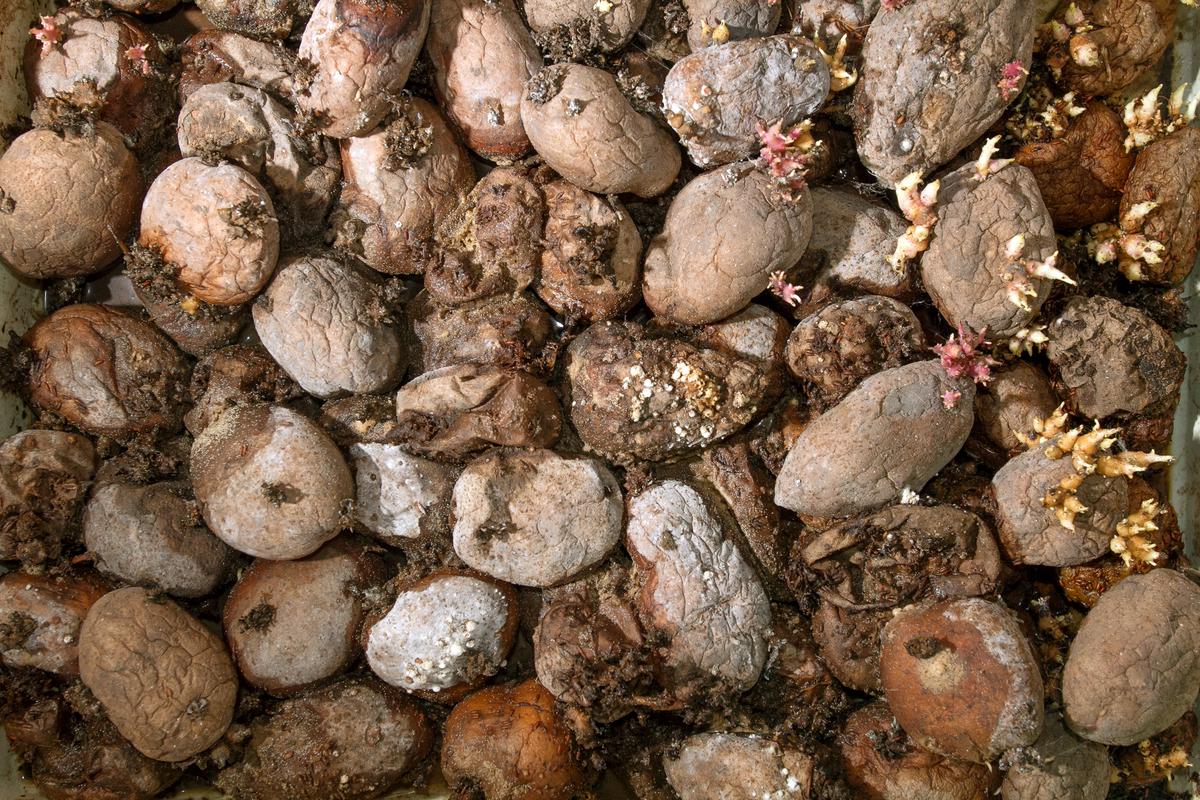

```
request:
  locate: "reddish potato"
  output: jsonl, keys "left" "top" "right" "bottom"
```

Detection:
{"left": 178, "top": 30, "right": 301, "bottom": 104}
{"left": 0, "top": 571, "right": 107, "bottom": 675}
{"left": 1000, "top": 714, "right": 1110, "bottom": 800}
{"left": 0, "top": 430, "right": 96, "bottom": 568}
{"left": 1047, "top": 0, "right": 1175, "bottom": 98}
{"left": 350, "top": 443, "right": 459, "bottom": 545}
{"left": 973, "top": 362, "right": 1059, "bottom": 454}
{"left": 664, "top": 732, "right": 832, "bottom": 800}
{"left": 525, "top": 0, "right": 652, "bottom": 52}
{"left": 683, "top": 0, "right": 780, "bottom": 50}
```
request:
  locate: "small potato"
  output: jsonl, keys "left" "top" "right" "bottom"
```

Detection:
{"left": 84, "top": 481, "right": 234, "bottom": 599}
{"left": 0, "top": 124, "right": 140, "bottom": 280}
{"left": 0, "top": 430, "right": 96, "bottom": 568}
{"left": 851, "top": 0, "right": 1035, "bottom": 185}
{"left": 339, "top": 99, "right": 476, "bottom": 275}
{"left": 1046, "top": 0, "right": 1175, "bottom": 98}
{"left": 1062, "top": 568, "right": 1200, "bottom": 746}
{"left": 973, "top": 362, "right": 1059, "bottom": 454}
{"left": 774, "top": 360, "right": 975, "bottom": 518}
{"left": 224, "top": 536, "right": 386, "bottom": 695}
{"left": 426, "top": 0, "right": 542, "bottom": 160}
{"left": 642, "top": 163, "right": 812, "bottom": 326}
{"left": 196, "top": 0, "right": 303, "bottom": 39}
{"left": 408, "top": 291, "right": 553, "bottom": 374}
{"left": 1000, "top": 714, "right": 1110, "bottom": 800}
{"left": 452, "top": 448, "right": 623, "bottom": 587}
{"left": 191, "top": 404, "right": 354, "bottom": 560}
{"left": 693, "top": 303, "right": 790, "bottom": 375}
{"left": 104, "top": 0, "right": 179, "bottom": 11}
{"left": 522, "top": 63, "right": 681, "bottom": 197}
{"left": 350, "top": 443, "right": 459, "bottom": 545}
{"left": 253, "top": 254, "right": 406, "bottom": 398}
{"left": 79, "top": 587, "right": 238, "bottom": 762}
{"left": 661, "top": 35, "right": 831, "bottom": 167}
{"left": 664, "top": 732, "right": 829, "bottom": 800}
{"left": 215, "top": 677, "right": 433, "bottom": 800}
{"left": 23, "top": 305, "right": 190, "bottom": 439}
{"left": 298, "top": 0, "right": 430, "bottom": 139}
{"left": 537, "top": 179, "right": 642, "bottom": 322}
{"left": 683, "top": 0, "right": 780, "bottom": 50}
{"left": 178, "top": 30, "right": 301, "bottom": 105}
{"left": 366, "top": 570, "right": 518, "bottom": 699}
{"left": 0, "top": 571, "right": 107, "bottom": 675}
{"left": 879, "top": 597, "right": 1044, "bottom": 763}
{"left": 919, "top": 163, "right": 1057, "bottom": 338}
{"left": 441, "top": 679, "right": 591, "bottom": 800}
{"left": 184, "top": 343, "right": 300, "bottom": 437}
{"left": 525, "top": 0, "right": 651, "bottom": 51}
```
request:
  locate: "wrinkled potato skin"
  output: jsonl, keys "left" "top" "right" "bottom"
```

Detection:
{"left": 1052, "top": 0, "right": 1175, "bottom": 98}
{"left": 298, "top": 0, "right": 431, "bottom": 139}
{"left": 408, "top": 291, "right": 552, "bottom": 373}
{"left": 999, "top": 714, "right": 1110, "bottom": 800}
{"left": 920, "top": 164, "right": 1057, "bottom": 337}
{"left": 1063, "top": 568, "right": 1200, "bottom": 746}
{"left": 78, "top": 587, "right": 238, "bottom": 762}
{"left": 662, "top": 35, "right": 831, "bottom": 167}
{"left": 522, "top": 63, "right": 681, "bottom": 197}
{"left": 526, "top": 0, "right": 652, "bottom": 51}
{"left": 426, "top": 0, "right": 542, "bottom": 160}
{"left": 178, "top": 30, "right": 301, "bottom": 104}
{"left": 643, "top": 164, "right": 812, "bottom": 326}
{"left": 973, "top": 362, "right": 1059, "bottom": 454}
{"left": 775, "top": 360, "right": 975, "bottom": 518}
{"left": 0, "top": 571, "right": 107, "bottom": 675}
{"left": 683, "top": 0, "right": 780, "bottom": 50}
{"left": 851, "top": 0, "right": 1035, "bottom": 186}
{"left": 0, "top": 430, "right": 96, "bottom": 567}
{"left": 1118, "top": 127, "right": 1200, "bottom": 285}
{"left": 196, "top": 0, "right": 302, "bottom": 39}
{"left": 0, "top": 125, "right": 140, "bottom": 280}
{"left": 797, "top": 0, "right": 880, "bottom": 51}
{"left": 24, "top": 305, "right": 189, "bottom": 439}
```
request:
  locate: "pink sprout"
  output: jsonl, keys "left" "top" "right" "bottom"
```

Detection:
{"left": 941, "top": 389, "right": 963, "bottom": 409}
{"left": 125, "top": 44, "right": 152, "bottom": 75}
{"left": 756, "top": 120, "right": 812, "bottom": 197}
{"left": 767, "top": 271, "right": 802, "bottom": 307}
{"left": 881, "top": 0, "right": 908, "bottom": 9}
{"left": 933, "top": 324, "right": 999, "bottom": 385}
{"left": 997, "top": 60, "right": 1027, "bottom": 101}
{"left": 30, "top": 15, "right": 61, "bottom": 55}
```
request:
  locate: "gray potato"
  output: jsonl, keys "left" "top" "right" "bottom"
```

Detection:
{"left": 1000, "top": 714, "right": 1110, "bottom": 800}
{"left": 682, "top": 0, "right": 780, "bottom": 50}
{"left": 350, "top": 443, "right": 459, "bottom": 545}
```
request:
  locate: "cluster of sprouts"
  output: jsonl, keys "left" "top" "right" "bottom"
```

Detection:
{"left": 29, "top": 16, "right": 61, "bottom": 55}
{"left": 973, "top": 136, "right": 1013, "bottom": 182}
{"left": 933, "top": 326, "right": 997, "bottom": 407}
{"left": 1111, "top": 499, "right": 1162, "bottom": 568}
{"left": 1006, "top": 324, "right": 1050, "bottom": 356}
{"left": 1000, "top": 233, "right": 1073, "bottom": 312}
{"left": 125, "top": 44, "right": 153, "bottom": 76}
{"left": 1004, "top": 83, "right": 1085, "bottom": 143}
{"left": 756, "top": 119, "right": 818, "bottom": 200}
{"left": 815, "top": 35, "right": 857, "bottom": 94}
{"left": 1122, "top": 83, "right": 1197, "bottom": 151}
{"left": 1089, "top": 200, "right": 1165, "bottom": 281}
{"left": 997, "top": 60, "right": 1027, "bottom": 101}
{"left": 887, "top": 172, "right": 939, "bottom": 273}
{"left": 767, "top": 271, "right": 801, "bottom": 307}
{"left": 1042, "top": 3, "right": 1099, "bottom": 74}
{"left": 699, "top": 19, "right": 730, "bottom": 45}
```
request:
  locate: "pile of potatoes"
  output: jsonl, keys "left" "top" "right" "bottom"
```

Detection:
{"left": 0, "top": 0, "right": 1198, "bottom": 797}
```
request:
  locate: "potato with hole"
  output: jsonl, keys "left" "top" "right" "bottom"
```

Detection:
{"left": 78, "top": 587, "right": 238, "bottom": 762}
{"left": 0, "top": 430, "right": 96, "bottom": 568}
{"left": 191, "top": 404, "right": 354, "bottom": 560}
{"left": 522, "top": 63, "right": 680, "bottom": 197}
{"left": 999, "top": 714, "right": 1110, "bottom": 800}
{"left": 0, "top": 571, "right": 107, "bottom": 676}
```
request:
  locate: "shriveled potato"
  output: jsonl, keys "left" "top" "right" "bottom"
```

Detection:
{"left": 0, "top": 124, "right": 140, "bottom": 280}
{"left": 408, "top": 291, "right": 553, "bottom": 374}
{"left": 23, "top": 305, "right": 189, "bottom": 439}
{"left": 974, "top": 362, "right": 1059, "bottom": 454}
{"left": 393, "top": 364, "right": 562, "bottom": 459}
{"left": 224, "top": 536, "right": 386, "bottom": 694}
{"left": 191, "top": 404, "right": 354, "bottom": 560}
{"left": 522, "top": 63, "right": 680, "bottom": 197}
{"left": 178, "top": 30, "right": 301, "bottom": 104}
{"left": 452, "top": 448, "right": 623, "bottom": 587}
{"left": 79, "top": 587, "right": 238, "bottom": 762}
{"left": 662, "top": 35, "right": 831, "bottom": 167}
{"left": 1062, "top": 568, "right": 1200, "bottom": 746}
{"left": 196, "top": 0, "right": 303, "bottom": 39}
{"left": 796, "top": 0, "right": 879, "bottom": 51}
{"left": 1045, "top": 295, "right": 1185, "bottom": 420}
{"left": 642, "top": 163, "right": 812, "bottom": 325}
{"left": 1000, "top": 714, "right": 1110, "bottom": 800}
{"left": 0, "top": 430, "right": 96, "bottom": 568}
{"left": 537, "top": 179, "right": 643, "bottom": 322}
{"left": 775, "top": 360, "right": 975, "bottom": 518}
{"left": 366, "top": 570, "right": 518, "bottom": 699}
{"left": 0, "top": 571, "right": 107, "bottom": 675}
{"left": 298, "top": 0, "right": 431, "bottom": 139}
{"left": 920, "top": 163, "right": 1057, "bottom": 338}
{"left": 426, "top": 0, "right": 542, "bottom": 160}
{"left": 350, "top": 443, "right": 458, "bottom": 545}
{"left": 215, "top": 677, "right": 433, "bottom": 800}
{"left": 525, "top": 0, "right": 652, "bottom": 52}
{"left": 682, "top": 0, "right": 780, "bottom": 50}
{"left": 880, "top": 597, "right": 1044, "bottom": 763}
{"left": 84, "top": 482, "right": 233, "bottom": 599}
{"left": 627, "top": 480, "right": 771, "bottom": 699}
{"left": 563, "top": 321, "right": 773, "bottom": 463}
{"left": 1046, "top": 0, "right": 1175, "bottom": 98}
{"left": 184, "top": 343, "right": 300, "bottom": 436}
{"left": 851, "top": 0, "right": 1035, "bottom": 185}
{"left": 253, "top": 254, "right": 405, "bottom": 398}
{"left": 664, "top": 732, "right": 831, "bottom": 800}
{"left": 339, "top": 98, "right": 476, "bottom": 275}
{"left": 809, "top": 602, "right": 890, "bottom": 692}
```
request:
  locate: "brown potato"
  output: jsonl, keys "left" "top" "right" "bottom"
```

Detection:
{"left": 642, "top": 163, "right": 813, "bottom": 325}
{"left": 683, "top": 0, "right": 780, "bottom": 50}
{"left": 178, "top": 29, "right": 301, "bottom": 105}
{"left": 184, "top": 343, "right": 300, "bottom": 437}
{"left": 664, "top": 732, "right": 832, "bottom": 800}
{"left": 1047, "top": 0, "right": 1175, "bottom": 98}
{"left": 135, "top": 295, "right": 247, "bottom": 360}
{"left": 0, "top": 570, "right": 107, "bottom": 676}
{"left": 408, "top": 291, "right": 554, "bottom": 374}
{"left": 999, "top": 714, "right": 1110, "bottom": 800}
{"left": 0, "top": 430, "right": 96, "bottom": 568}
{"left": 350, "top": 443, "right": 459, "bottom": 545}
{"left": 78, "top": 587, "right": 238, "bottom": 762}
{"left": 195, "top": 0, "right": 302, "bottom": 39}
{"left": 0, "top": 124, "right": 140, "bottom": 280}
{"left": 522, "top": 63, "right": 681, "bottom": 197}
{"left": 525, "top": 0, "right": 652, "bottom": 52}
{"left": 973, "top": 362, "right": 1059, "bottom": 455}
{"left": 426, "top": 0, "right": 542, "bottom": 160}
{"left": 796, "top": 0, "right": 879, "bottom": 52}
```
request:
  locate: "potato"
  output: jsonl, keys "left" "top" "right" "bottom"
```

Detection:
{"left": 563, "top": 320, "right": 772, "bottom": 463}
{"left": 1000, "top": 714, "right": 1110, "bottom": 800}
{"left": 191, "top": 404, "right": 354, "bottom": 560}
{"left": 408, "top": 291, "right": 554, "bottom": 374}
{"left": 1045, "top": 296, "right": 1185, "bottom": 420}
{"left": 1062, "top": 568, "right": 1200, "bottom": 745}
{"left": 136, "top": 294, "right": 247, "bottom": 360}
{"left": 393, "top": 364, "right": 563, "bottom": 459}
{"left": 537, "top": 179, "right": 643, "bottom": 322}
{"left": 775, "top": 360, "right": 974, "bottom": 518}
{"left": 338, "top": 98, "right": 476, "bottom": 275}
{"left": 1116, "top": 127, "right": 1200, "bottom": 284}
{"left": 178, "top": 29, "right": 301, "bottom": 105}
{"left": 441, "top": 679, "right": 591, "bottom": 800}
{"left": 525, "top": 0, "right": 651, "bottom": 52}
{"left": 851, "top": 0, "right": 1035, "bottom": 185}
{"left": 682, "top": 0, "right": 780, "bottom": 50}
{"left": 215, "top": 677, "right": 433, "bottom": 800}
{"left": 79, "top": 587, "right": 238, "bottom": 762}
{"left": 0, "top": 430, "right": 96, "bottom": 568}
{"left": 0, "top": 124, "right": 140, "bottom": 280}
{"left": 785, "top": 296, "right": 925, "bottom": 411}
{"left": 252, "top": 254, "right": 405, "bottom": 399}
{"left": 919, "top": 163, "right": 1057, "bottom": 338}
{"left": 184, "top": 343, "right": 300, "bottom": 437}
{"left": 693, "top": 303, "right": 790, "bottom": 376}
{"left": 661, "top": 35, "right": 831, "bottom": 167}
{"left": 366, "top": 570, "right": 518, "bottom": 699}
{"left": 797, "top": 0, "right": 879, "bottom": 51}
{"left": 224, "top": 536, "right": 385, "bottom": 694}
{"left": 320, "top": 394, "right": 403, "bottom": 445}
{"left": 1046, "top": 0, "right": 1175, "bottom": 98}
{"left": 350, "top": 443, "right": 459, "bottom": 545}
{"left": 973, "top": 362, "right": 1059, "bottom": 454}
{"left": 426, "top": 0, "right": 542, "bottom": 160}
{"left": 84, "top": 481, "right": 233, "bottom": 599}
{"left": 664, "top": 732, "right": 830, "bottom": 800}
{"left": 627, "top": 480, "right": 771, "bottom": 699}
{"left": 0, "top": 571, "right": 107, "bottom": 675}
{"left": 642, "top": 163, "right": 812, "bottom": 325}
{"left": 522, "top": 63, "right": 681, "bottom": 197}
{"left": 195, "top": 0, "right": 303, "bottom": 39}
{"left": 297, "top": 0, "right": 430, "bottom": 139}
{"left": 880, "top": 597, "right": 1044, "bottom": 763}
{"left": 452, "top": 448, "right": 623, "bottom": 587}
{"left": 23, "top": 305, "right": 189, "bottom": 439}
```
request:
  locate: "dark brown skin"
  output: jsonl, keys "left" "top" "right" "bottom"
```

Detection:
{"left": 408, "top": 291, "right": 554, "bottom": 374}
{"left": 1047, "top": 0, "right": 1175, "bottom": 98}
{"left": 195, "top": 0, "right": 303, "bottom": 39}
{"left": 1117, "top": 126, "right": 1200, "bottom": 285}
{"left": 184, "top": 343, "right": 301, "bottom": 437}
{"left": 177, "top": 29, "right": 301, "bottom": 104}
